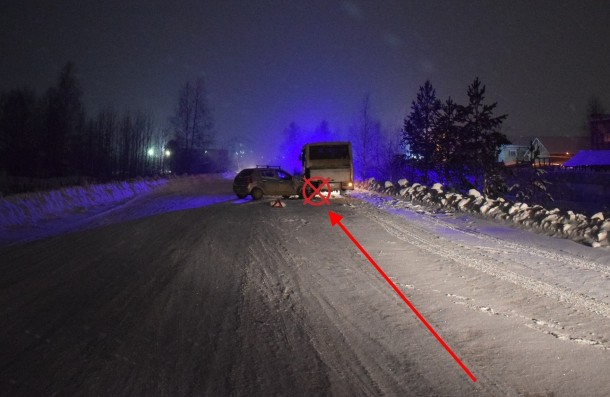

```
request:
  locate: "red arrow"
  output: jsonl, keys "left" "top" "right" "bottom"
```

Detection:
{"left": 328, "top": 210, "right": 477, "bottom": 382}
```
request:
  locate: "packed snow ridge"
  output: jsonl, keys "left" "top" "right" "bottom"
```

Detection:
{"left": 0, "top": 177, "right": 168, "bottom": 228}
{"left": 362, "top": 178, "right": 610, "bottom": 249}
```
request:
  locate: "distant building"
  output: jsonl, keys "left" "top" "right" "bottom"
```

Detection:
{"left": 538, "top": 135, "right": 589, "bottom": 165}
{"left": 563, "top": 150, "right": 610, "bottom": 171}
{"left": 590, "top": 114, "right": 610, "bottom": 150}
{"left": 498, "top": 137, "right": 550, "bottom": 166}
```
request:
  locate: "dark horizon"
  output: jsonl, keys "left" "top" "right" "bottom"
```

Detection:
{"left": 2, "top": 1, "right": 609, "bottom": 159}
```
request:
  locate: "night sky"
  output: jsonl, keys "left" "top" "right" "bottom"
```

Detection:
{"left": 2, "top": 1, "right": 609, "bottom": 157}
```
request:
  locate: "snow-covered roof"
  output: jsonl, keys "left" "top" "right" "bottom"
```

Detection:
{"left": 563, "top": 150, "right": 610, "bottom": 167}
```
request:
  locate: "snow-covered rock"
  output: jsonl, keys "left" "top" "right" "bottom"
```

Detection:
{"left": 457, "top": 198, "right": 471, "bottom": 209}
{"left": 397, "top": 178, "right": 409, "bottom": 187}
{"left": 591, "top": 212, "right": 604, "bottom": 221}
{"left": 480, "top": 202, "right": 493, "bottom": 214}
{"left": 542, "top": 214, "right": 560, "bottom": 223}
{"left": 508, "top": 204, "right": 521, "bottom": 215}
{"left": 567, "top": 211, "right": 577, "bottom": 221}
{"left": 468, "top": 189, "right": 482, "bottom": 198}
{"left": 360, "top": 177, "right": 609, "bottom": 249}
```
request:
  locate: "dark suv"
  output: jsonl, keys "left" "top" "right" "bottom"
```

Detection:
{"left": 233, "top": 166, "right": 303, "bottom": 200}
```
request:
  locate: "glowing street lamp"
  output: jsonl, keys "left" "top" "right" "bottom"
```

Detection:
{"left": 147, "top": 148, "right": 155, "bottom": 156}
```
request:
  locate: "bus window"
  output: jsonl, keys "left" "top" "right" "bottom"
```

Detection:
{"left": 309, "top": 145, "right": 350, "bottom": 160}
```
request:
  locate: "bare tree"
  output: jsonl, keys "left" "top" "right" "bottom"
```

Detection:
{"left": 42, "top": 62, "right": 85, "bottom": 177}
{"left": 171, "top": 78, "right": 214, "bottom": 173}
{"left": 353, "top": 94, "right": 382, "bottom": 179}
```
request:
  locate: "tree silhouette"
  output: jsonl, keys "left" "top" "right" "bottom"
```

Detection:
{"left": 42, "top": 62, "right": 85, "bottom": 177}
{"left": 434, "top": 97, "right": 461, "bottom": 186}
{"left": 353, "top": 94, "right": 383, "bottom": 179}
{"left": 278, "top": 122, "right": 304, "bottom": 174}
{"left": 402, "top": 80, "right": 441, "bottom": 184}
{"left": 0, "top": 88, "right": 39, "bottom": 177}
{"left": 171, "top": 78, "right": 214, "bottom": 173}
{"left": 459, "top": 77, "right": 509, "bottom": 195}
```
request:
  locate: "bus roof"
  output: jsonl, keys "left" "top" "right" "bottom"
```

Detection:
{"left": 302, "top": 141, "right": 351, "bottom": 147}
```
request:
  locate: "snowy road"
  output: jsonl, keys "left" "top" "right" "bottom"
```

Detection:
{"left": 1, "top": 179, "right": 610, "bottom": 396}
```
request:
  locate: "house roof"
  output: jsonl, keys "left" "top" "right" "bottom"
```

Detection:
{"left": 507, "top": 136, "right": 543, "bottom": 147}
{"left": 538, "top": 136, "right": 590, "bottom": 153}
{"left": 507, "top": 135, "right": 590, "bottom": 153}
{"left": 563, "top": 150, "right": 610, "bottom": 167}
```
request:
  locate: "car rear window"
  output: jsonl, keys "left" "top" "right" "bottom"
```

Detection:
{"left": 237, "top": 169, "right": 253, "bottom": 177}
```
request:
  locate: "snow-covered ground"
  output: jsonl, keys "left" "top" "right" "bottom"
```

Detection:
{"left": 1, "top": 175, "right": 609, "bottom": 395}
{"left": 0, "top": 174, "right": 235, "bottom": 247}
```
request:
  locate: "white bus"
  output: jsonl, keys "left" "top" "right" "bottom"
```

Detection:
{"left": 300, "top": 141, "right": 354, "bottom": 193}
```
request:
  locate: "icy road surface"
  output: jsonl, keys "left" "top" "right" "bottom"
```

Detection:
{"left": 1, "top": 179, "right": 610, "bottom": 396}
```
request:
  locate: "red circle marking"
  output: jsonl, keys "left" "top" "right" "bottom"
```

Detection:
{"left": 303, "top": 176, "right": 332, "bottom": 206}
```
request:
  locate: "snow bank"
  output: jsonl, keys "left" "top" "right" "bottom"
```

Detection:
{"left": 359, "top": 178, "right": 610, "bottom": 248}
{"left": 0, "top": 178, "right": 168, "bottom": 228}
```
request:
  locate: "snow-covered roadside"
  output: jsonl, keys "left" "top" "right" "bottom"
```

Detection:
{"left": 359, "top": 178, "right": 610, "bottom": 249}
{"left": 0, "top": 174, "right": 235, "bottom": 246}
{"left": 0, "top": 178, "right": 168, "bottom": 228}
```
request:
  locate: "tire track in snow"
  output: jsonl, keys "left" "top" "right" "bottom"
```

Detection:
{"left": 359, "top": 191, "right": 610, "bottom": 276}
{"left": 448, "top": 225, "right": 610, "bottom": 276}
{"left": 249, "top": 215, "right": 503, "bottom": 396}
{"left": 362, "top": 207, "right": 610, "bottom": 319}
{"left": 246, "top": 220, "right": 387, "bottom": 396}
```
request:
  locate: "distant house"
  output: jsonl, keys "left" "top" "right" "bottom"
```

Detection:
{"left": 563, "top": 150, "right": 610, "bottom": 171}
{"left": 538, "top": 135, "right": 589, "bottom": 165}
{"left": 590, "top": 114, "right": 610, "bottom": 150}
{"left": 498, "top": 137, "right": 550, "bottom": 166}
{"left": 498, "top": 144, "right": 529, "bottom": 165}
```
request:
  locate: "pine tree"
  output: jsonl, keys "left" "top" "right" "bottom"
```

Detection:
{"left": 459, "top": 78, "right": 509, "bottom": 195}
{"left": 433, "top": 97, "right": 461, "bottom": 186}
{"left": 402, "top": 80, "right": 441, "bottom": 184}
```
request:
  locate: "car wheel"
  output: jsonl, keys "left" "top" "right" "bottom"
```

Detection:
{"left": 251, "top": 188, "right": 263, "bottom": 200}
{"left": 236, "top": 193, "right": 247, "bottom": 199}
